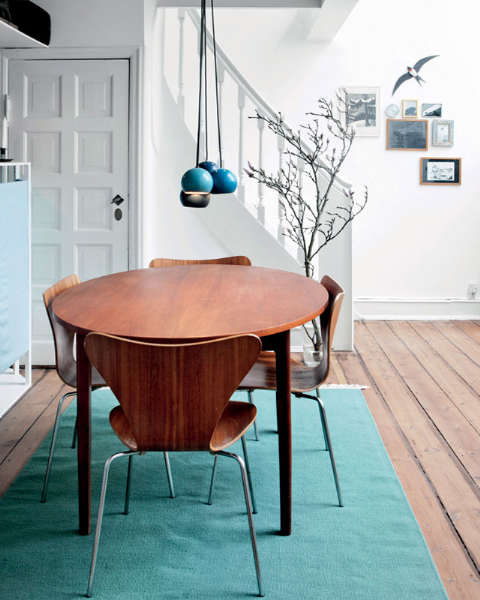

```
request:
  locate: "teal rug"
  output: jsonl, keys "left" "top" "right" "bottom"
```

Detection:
{"left": 0, "top": 389, "right": 448, "bottom": 600}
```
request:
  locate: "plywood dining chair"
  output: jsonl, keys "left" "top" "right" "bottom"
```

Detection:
{"left": 238, "top": 275, "right": 345, "bottom": 507}
{"left": 149, "top": 255, "right": 260, "bottom": 442}
{"left": 84, "top": 333, "right": 264, "bottom": 598}
{"left": 41, "top": 275, "right": 174, "bottom": 503}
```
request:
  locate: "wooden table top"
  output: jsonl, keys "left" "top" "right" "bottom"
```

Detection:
{"left": 52, "top": 265, "right": 328, "bottom": 342}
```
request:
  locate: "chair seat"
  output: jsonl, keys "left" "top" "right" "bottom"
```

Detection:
{"left": 238, "top": 351, "right": 323, "bottom": 394}
{"left": 109, "top": 401, "right": 257, "bottom": 453}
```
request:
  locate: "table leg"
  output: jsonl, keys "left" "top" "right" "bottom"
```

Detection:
{"left": 76, "top": 333, "right": 92, "bottom": 535}
{"left": 275, "top": 329, "right": 292, "bottom": 536}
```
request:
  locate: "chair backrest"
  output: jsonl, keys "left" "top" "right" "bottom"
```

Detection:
{"left": 84, "top": 333, "right": 262, "bottom": 452}
{"left": 148, "top": 256, "right": 252, "bottom": 268}
{"left": 317, "top": 275, "right": 345, "bottom": 382}
{"left": 43, "top": 274, "right": 81, "bottom": 385}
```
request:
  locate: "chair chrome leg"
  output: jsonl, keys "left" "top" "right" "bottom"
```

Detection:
{"left": 164, "top": 452, "right": 175, "bottom": 498}
{"left": 241, "top": 435, "right": 257, "bottom": 514}
{"left": 41, "top": 391, "right": 77, "bottom": 503}
{"left": 247, "top": 390, "right": 259, "bottom": 441}
{"left": 71, "top": 415, "right": 78, "bottom": 449}
{"left": 87, "top": 451, "right": 138, "bottom": 598}
{"left": 217, "top": 450, "right": 264, "bottom": 597}
{"left": 301, "top": 392, "right": 344, "bottom": 508}
{"left": 315, "top": 388, "right": 327, "bottom": 450}
{"left": 207, "top": 455, "right": 219, "bottom": 505}
{"left": 124, "top": 455, "right": 134, "bottom": 515}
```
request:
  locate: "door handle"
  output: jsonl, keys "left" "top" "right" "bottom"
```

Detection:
{"left": 111, "top": 194, "right": 125, "bottom": 206}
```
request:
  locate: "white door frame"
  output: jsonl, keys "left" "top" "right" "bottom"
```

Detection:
{"left": 1, "top": 46, "right": 144, "bottom": 269}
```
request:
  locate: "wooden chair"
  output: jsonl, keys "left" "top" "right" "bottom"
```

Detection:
{"left": 148, "top": 255, "right": 252, "bottom": 267}
{"left": 84, "top": 333, "right": 264, "bottom": 598}
{"left": 41, "top": 276, "right": 174, "bottom": 503}
{"left": 148, "top": 255, "right": 260, "bottom": 442}
{"left": 238, "top": 275, "right": 345, "bottom": 507}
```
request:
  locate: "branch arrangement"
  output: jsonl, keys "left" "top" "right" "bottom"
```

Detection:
{"left": 245, "top": 93, "right": 368, "bottom": 351}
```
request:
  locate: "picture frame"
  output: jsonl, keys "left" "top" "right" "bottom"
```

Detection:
{"left": 433, "top": 119, "right": 454, "bottom": 147}
{"left": 402, "top": 99, "right": 418, "bottom": 118}
{"left": 342, "top": 86, "right": 380, "bottom": 137}
{"left": 386, "top": 119, "right": 428, "bottom": 150}
{"left": 420, "top": 157, "right": 461, "bottom": 185}
{"left": 422, "top": 103, "right": 442, "bottom": 117}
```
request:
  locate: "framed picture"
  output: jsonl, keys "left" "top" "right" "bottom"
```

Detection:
{"left": 386, "top": 119, "right": 428, "bottom": 150}
{"left": 422, "top": 103, "right": 442, "bottom": 117}
{"left": 402, "top": 99, "right": 418, "bottom": 118}
{"left": 343, "top": 86, "right": 380, "bottom": 137}
{"left": 420, "top": 157, "right": 461, "bottom": 185}
{"left": 433, "top": 119, "right": 454, "bottom": 146}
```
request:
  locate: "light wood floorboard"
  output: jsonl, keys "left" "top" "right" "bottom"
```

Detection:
{"left": 0, "top": 321, "right": 479, "bottom": 600}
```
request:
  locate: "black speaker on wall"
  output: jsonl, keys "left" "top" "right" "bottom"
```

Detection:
{"left": 9, "top": 1, "right": 51, "bottom": 45}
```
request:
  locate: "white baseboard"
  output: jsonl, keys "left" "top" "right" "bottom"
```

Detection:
{"left": 354, "top": 297, "right": 480, "bottom": 320}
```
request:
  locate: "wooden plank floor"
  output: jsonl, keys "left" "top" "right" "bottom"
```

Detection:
{"left": 1, "top": 320, "right": 479, "bottom": 599}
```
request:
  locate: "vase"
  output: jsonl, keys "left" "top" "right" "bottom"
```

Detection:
{"left": 302, "top": 327, "right": 322, "bottom": 366}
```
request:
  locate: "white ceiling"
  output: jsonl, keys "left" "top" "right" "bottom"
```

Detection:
{"left": 157, "top": 1, "right": 325, "bottom": 7}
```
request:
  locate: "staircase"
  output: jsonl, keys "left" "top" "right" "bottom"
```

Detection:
{"left": 157, "top": 8, "right": 354, "bottom": 350}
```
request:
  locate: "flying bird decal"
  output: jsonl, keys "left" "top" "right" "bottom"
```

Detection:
{"left": 392, "top": 55, "right": 440, "bottom": 96}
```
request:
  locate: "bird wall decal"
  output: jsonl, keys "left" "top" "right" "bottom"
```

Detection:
{"left": 392, "top": 55, "right": 440, "bottom": 96}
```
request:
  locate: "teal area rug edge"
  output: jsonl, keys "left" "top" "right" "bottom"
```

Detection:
{"left": 0, "top": 388, "right": 448, "bottom": 600}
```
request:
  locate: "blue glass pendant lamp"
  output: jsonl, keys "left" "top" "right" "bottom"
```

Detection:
{"left": 180, "top": 0, "right": 237, "bottom": 208}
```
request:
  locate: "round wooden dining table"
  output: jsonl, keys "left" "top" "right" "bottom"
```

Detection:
{"left": 53, "top": 265, "right": 329, "bottom": 536}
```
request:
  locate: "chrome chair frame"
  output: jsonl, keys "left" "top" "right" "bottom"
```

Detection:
{"left": 86, "top": 440, "right": 263, "bottom": 598}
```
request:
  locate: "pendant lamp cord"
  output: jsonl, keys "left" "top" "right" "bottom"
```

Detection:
{"left": 195, "top": 0, "right": 206, "bottom": 167}
{"left": 204, "top": 1, "right": 208, "bottom": 161}
{"left": 210, "top": 0, "right": 223, "bottom": 168}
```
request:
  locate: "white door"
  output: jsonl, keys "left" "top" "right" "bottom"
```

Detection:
{"left": 9, "top": 59, "right": 129, "bottom": 365}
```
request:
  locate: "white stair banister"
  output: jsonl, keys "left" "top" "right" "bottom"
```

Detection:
{"left": 217, "top": 63, "right": 226, "bottom": 165}
{"left": 177, "top": 8, "right": 186, "bottom": 117}
{"left": 257, "top": 117, "right": 266, "bottom": 225}
{"left": 277, "top": 133, "right": 286, "bottom": 246}
{"left": 237, "top": 86, "right": 246, "bottom": 204}
{"left": 297, "top": 156, "right": 305, "bottom": 264}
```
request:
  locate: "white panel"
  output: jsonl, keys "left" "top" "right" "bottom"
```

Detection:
{"left": 32, "top": 188, "right": 61, "bottom": 230}
{"left": 75, "top": 132, "right": 112, "bottom": 173}
{"left": 26, "top": 75, "right": 61, "bottom": 118}
{"left": 75, "top": 187, "right": 112, "bottom": 230}
{"left": 32, "top": 300, "right": 53, "bottom": 340}
{"left": 75, "top": 245, "right": 112, "bottom": 281}
{"left": 26, "top": 132, "right": 61, "bottom": 174}
{"left": 76, "top": 75, "right": 113, "bottom": 117}
{"left": 32, "top": 244, "right": 60, "bottom": 285}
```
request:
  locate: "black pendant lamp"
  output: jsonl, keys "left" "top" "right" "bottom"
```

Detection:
{"left": 180, "top": 0, "right": 237, "bottom": 208}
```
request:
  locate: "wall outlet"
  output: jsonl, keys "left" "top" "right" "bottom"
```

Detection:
{"left": 468, "top": 283, "right": 478, "bottom": 299}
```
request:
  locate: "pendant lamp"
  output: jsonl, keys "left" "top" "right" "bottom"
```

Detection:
{"left": 180, "top": 0, "right": 237, "bottom": 208}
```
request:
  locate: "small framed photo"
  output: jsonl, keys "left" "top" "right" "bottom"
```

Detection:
{"left": 342, "top": 86, "right": 380, "bottom": 137}
{"left": 422, "top": 103, "right": 442, "bottom": 117}
{"left": 420, "top": 157, "right": 461, "bottom": 185}
{"left": 433, "top": 119, "right": 454, "bottom": 146}
{"left": 387, "top": 119, "right": 428, "bottom": 150}
{"left": 402, "top": 99, "right": 418, "bottom": 118}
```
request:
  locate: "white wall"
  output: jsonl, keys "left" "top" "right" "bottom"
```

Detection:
{"left": 210, "top": 0, "right": 480, "bottom": 318}
{"left": 33, "top": 0, "right": 145, "bottom": 47}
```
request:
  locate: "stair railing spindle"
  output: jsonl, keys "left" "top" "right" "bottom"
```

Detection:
{"left": 277, "top": 134, "right": 286, "bottom": 245}
{"left": 237, "top": 87, "right": 246, "bottom": 204}
{"left": 177, "top": 8, "right": 186, "bottom": 117}
{"left": 257, "top": 118, "right": 266, "bottom": 225}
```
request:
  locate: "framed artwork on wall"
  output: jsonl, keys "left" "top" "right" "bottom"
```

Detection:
{"left": 420, "top": 157, "right": 461, "bottom": 185}
{"left": 433, "top": 119, "right": 454, "bottom": 146}
{"left": 386, "top": 119, "right": 428, "bottom": 150}
{"left": 342, "top": 86, "right": 380, "bottom": 137}
{"left": 422, "top": 103, "right": 442, "bottom": 117}
{"left": 402, "top": 99, "right": 418, "bottom": 118}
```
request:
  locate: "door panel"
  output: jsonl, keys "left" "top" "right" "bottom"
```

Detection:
{"left": 9, "top": 59, "right": 129, "bottom": 365}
